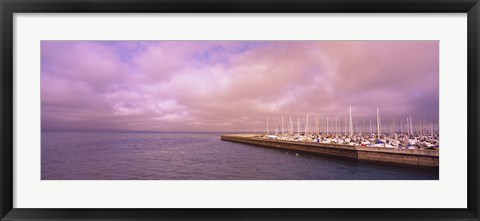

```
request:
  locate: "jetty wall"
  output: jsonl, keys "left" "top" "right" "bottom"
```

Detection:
{"left": 220, "top": 134, "right": 439, "bottom": 167}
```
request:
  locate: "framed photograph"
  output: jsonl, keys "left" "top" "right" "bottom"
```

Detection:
{"left": 1, "top": 0, "right": 479, "bottom": 220}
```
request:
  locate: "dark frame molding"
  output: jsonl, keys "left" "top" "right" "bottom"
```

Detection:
{"left": 1, "top": 0, "right": 479, "bottom": 220}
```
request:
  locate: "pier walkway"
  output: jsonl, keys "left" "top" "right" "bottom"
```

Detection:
{"left": 221, "top": 134, "right": 439, "bottom": 167}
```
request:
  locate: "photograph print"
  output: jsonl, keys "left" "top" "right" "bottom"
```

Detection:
{"left": 41, "top": 40, "right": 439, "bottom": 180}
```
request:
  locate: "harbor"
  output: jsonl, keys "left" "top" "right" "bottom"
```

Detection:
{"left": 221, "top": 134, "right": 439, "bottom": 167}
{"left": 221, "top": 106, "right": 439, "bottom": 168}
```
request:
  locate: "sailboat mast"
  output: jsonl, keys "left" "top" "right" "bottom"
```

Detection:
{"left": 289, "top": 116, "right": 293, "bottom": 134}
{"left": 305, "top": 114, "right": 309, "bottom": 136}
{"left": 392, "top": 120, "right": 395, "bottom": 135}
{"left": 321, "top": 115, "right": 324, "bottom": 134}
{"left": 336, "top": 116, "right": 338, "bottom": 136}
{"left": 376, "top": 108, "right": 381, "bottom": 138}
{"left": 326, "top": 116, "right": 329, "bottom": 135}
{"left": 409, "top": 114, "right": 413, "bottom": 135}
{"left": 400, "top": 119, "right": 403, "bottom": 135}
{"left": 297, "top": 117, "right": 300, "bottom": 135}
{"left": 430, "top": 122, "right": 433, "bottom": 137}
{"left": 406, "top": 115, "right": 410, "bottom": 136}
{"left": 370, "top": 120, "right": 372, "bottom": 135}
{"left": 276, "top": 118, "right": 279, "bottom": 136}
{"left": 349, "top": 105, "right": 353, "bottom": 138}
{"left": 421, "top": 118, "right": 425, "bottom": 136}
{"left": 363, "top": 119, "right": 366, "bottom": 135}
{"left": 266, "top": 116, "right": 269, "bottom": 136}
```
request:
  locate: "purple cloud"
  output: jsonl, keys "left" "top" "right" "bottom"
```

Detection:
{"left": 41, "top": 41, "right": 439, "bottom": 132}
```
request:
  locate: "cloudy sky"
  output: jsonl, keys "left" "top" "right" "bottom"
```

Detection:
{"left": 41, "top": 41, "right": 438, "bottom": 132}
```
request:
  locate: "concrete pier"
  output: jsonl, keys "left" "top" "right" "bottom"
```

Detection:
{"left": 220, "top": 134, "right": 439, "bottom": 167}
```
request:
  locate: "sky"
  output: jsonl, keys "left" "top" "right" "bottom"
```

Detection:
{"left": 41, "top": 41, "right": 439, "bottom": 132}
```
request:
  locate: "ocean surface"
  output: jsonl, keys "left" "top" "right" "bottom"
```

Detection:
{"left": 41, "top": 131, "right": 439, "bottom": 180}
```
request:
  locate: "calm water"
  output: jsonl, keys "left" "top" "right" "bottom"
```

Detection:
{"left": 41, "top": 131, "right": 439, "bottom": 180}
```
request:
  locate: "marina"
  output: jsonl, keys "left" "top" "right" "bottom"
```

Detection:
{"left": 221, "top": 134, "right": 438, "bottom": 167}
{"left": 222, "top": 106, "right": 439, "bottom": 167}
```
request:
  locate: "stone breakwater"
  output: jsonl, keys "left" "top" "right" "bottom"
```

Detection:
{"left": 221, "top": 134, "right": 439, "bottom": 167}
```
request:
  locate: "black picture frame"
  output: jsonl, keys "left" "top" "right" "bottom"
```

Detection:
{"left": 1, "top": 0, "right": 479, "bottom": 220}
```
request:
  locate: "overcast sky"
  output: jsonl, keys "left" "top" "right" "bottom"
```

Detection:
{"left": 41, "top": 41, "right": 439, "bottom": 132}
